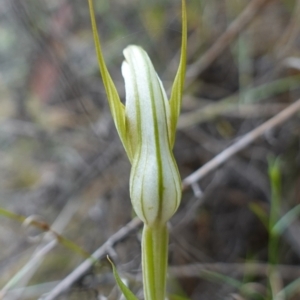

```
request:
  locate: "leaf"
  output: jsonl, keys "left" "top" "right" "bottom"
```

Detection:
{"left": 273, "top": 204, "right": 300, "bottom": 235}
{"left": 107, "top": 256, "right": 139, "bottom": 300}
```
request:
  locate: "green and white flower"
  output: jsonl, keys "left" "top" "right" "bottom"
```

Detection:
{"left": 88, "top": 0, "right": 186, "bottom": 227}
{"left": 88, "top": 1, "right": 186, "bottom": 298}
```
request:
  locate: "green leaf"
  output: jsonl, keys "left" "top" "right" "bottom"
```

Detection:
{"left": 169, "top": 0, "right": 187, "bottom": 148}
{"left": 107, "top": 256, "right": 139, "bottom": 300}
{"left": 273, "top": 204, "right": 300, "bottom": 235}
{"left": 87, "top": 0, "right": 131, "bottom": 160}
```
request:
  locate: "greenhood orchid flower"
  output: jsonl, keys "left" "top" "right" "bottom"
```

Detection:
{"left": 88, "top": 1, "right": 186, "bottom": 298}
{"left": 88, "top": 0, "right": 187, "bottom": 227}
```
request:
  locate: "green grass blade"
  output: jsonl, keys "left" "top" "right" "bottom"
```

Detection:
{"left": 273, "top": 204, "right": 300, "bottom": 235}
{"left": 0, "top": 207, "right": 25, "bottom": 223}
{"left": 0, "top": 207, "right": 97, "bottom": 262}
{"left": 275, "top": 277, "right": 300, "bottom": 300}
{"left": 267, "top": 156, "right": 281, "bottom": 268}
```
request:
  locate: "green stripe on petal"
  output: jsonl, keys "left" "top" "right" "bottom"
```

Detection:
{"left": 122, "top": 46, "right": 181, "bottom": 226}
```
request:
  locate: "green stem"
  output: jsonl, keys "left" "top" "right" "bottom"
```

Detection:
{"left": 142, "top": 223, "right": 168, "bottom": 300}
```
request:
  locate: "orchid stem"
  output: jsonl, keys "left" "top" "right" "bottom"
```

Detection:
{"left": 142, "top": 223, "right": 168, "bottom": 300}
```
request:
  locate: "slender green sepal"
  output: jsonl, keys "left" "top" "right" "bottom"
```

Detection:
{"left": 169, "top": 0, "right": 187, "bottom": 147}
{"left": 87, "top": 0, "right": 131, "bottom": 160}
{"left": 107, "top": 256, "right": 139, "bottom": 300}
{"left": 142, "top": 224, "right": 168, "bottom": 300}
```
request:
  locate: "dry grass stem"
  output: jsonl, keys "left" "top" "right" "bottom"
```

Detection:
{"left": 186, "top": 0, "right": 272, "bottom": 85}
{"left": 182, "top": 98, "right": 300, "bottom": 189}
{"left": 41, "top": 217, "right": 142, "bottom": 300}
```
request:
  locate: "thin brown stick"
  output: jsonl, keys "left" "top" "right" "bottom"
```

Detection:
{"left": 186, "top": 0, "right": 271, "bottom": 84}
{"left": 42, "top": 217, "right": 142, "bottom": 300}
{"left": 169, "top": 262, "right": 300, "bottom": 280}
{"left": 182, "top": 98, "right": 300, "bottom": 189}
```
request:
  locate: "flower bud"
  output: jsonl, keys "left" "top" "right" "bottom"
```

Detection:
{"left": 122, "top": 46, "right": 182, "bottom": 225}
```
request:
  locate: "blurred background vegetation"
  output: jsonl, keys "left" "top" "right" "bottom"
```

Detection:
{"left": 0, "top": 0, "right": 300, "bottom": 299}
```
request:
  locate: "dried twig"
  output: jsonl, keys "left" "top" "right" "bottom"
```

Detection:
{"left": 186, "top": 0, "right": 272, "bottom": 85}
{"left": 221, "top": 103, "right": 289, "bottom": 119}
{"left": 180, "top": 74, "right": 300, "bottom": 128}
{"left": 0, "top": 199, "right": 80, "bottom": 300}
{"left": 41, "top": 217, "right": 142, "bottom": 300}
{"left": 0, "top": 240, "right": 57, "bottom": 300}
{"left": 0, "top": 140, "right": 122, "bottom": 299}
{"left": 182, "top": 98, "right": 300, "bottom": 189}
